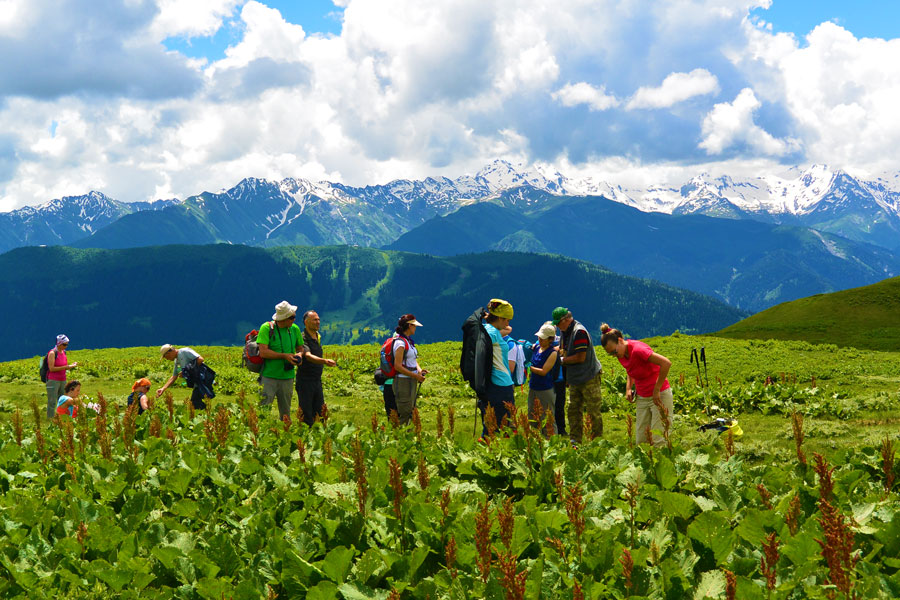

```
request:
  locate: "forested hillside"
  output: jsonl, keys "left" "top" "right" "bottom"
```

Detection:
{"left": 0, "top": 244, "right": 745, "bottom": 361}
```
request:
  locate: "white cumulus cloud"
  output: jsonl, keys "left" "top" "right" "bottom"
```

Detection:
{"left": 627, "top": 68, "right": 719, "bottom": 109}
{"left": 699, "top": 87, "right": 798, "bottom": 155}
{"left": 552, "top": 83, "right": 619, "bottom": 111}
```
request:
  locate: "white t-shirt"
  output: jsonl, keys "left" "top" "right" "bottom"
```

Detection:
{"left": 392, "top": 338, "right": 418, "bottom": 378}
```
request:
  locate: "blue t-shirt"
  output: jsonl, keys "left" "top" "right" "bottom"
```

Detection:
{"left": 484, "top": 323, "right": 513, "bottom": 387}
{"left": 529, "top": 345, "right": 556, "bottom": 391}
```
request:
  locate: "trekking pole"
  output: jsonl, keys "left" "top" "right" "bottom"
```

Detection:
{"left": 690, "top": 348, "right": 707, "bottom": 414}
{"left": 700, "top": 347, "right": 711, "bottom": 416}
{"left": 700, "top": 347, "right": 709, "bottom": 389}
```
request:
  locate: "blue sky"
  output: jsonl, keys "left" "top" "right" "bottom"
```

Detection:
{"left": 752, "top": 1, "right": 900, "bottom": 41}
{"left": 2, "top": 0, "right": 900, "bottom": 209}
{"left": 164, "top": 1, "right": 344, "bottom": 60}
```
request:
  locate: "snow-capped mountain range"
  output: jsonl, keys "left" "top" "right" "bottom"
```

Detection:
{"left": 2, "top": 160, "right": 900, "bottom": 254}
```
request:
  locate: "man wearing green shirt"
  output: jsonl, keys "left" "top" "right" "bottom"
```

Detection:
{"left": 257, "top": 300, "right": 305, "bottom": 420}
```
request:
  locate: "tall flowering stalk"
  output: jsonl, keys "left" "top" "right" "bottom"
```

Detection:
{"left": 624, "top": 482, "right": 639, "bottom": 548}
{"left": 11, "top": 408, "right": 23, "bottom": 446}
{"left": 651, "top": 395, "right": 671, "bottom": 449}
{"left": 619, "top": 547, "right": 634, "bottom": 596}
{"left": 389, "top": 457, "right": 404, "bottom": 521}
{"left": 816, "top": 498, "right": 857, "bottom": 598}
{"left": 412, "top": 408, "right": 422, "bottom": 442}
{"left": 757, "top": 483, "right": 774, "bottom": 510}
{"left": 296, "top": 438, "right": 307, "bottom": 463}
{"left": 475, "top": 498, "right": 493, "bottom": 582}
{"left": 448, "top": 406, "right": 455, "bottom": 435}
{"left": 247, "top": 406, "right": 259, "bottom": 447}
{"left": 565, "top": 482, "right": 587, "bottom": 556}
{"left": 123, "top": 401, "right": 138, "bottom": 457}
{"left": 814, "top": 454, "right": 857, "bottom": 598}
{"left": 416, "top": 454, "right": 429, "bottom": 492}
{"left": 724, "top": 430, "right": 735, "bottom": 458}
{"left": 813, "top": 453, "right": 834, "bottom": 502}
{"left": 445, "top": 536, "right": 458, "bottom": 579}
{"left": 724, "top": 569, "right": 737, "bottom": 600}
{"left": 484, "top": 404, "right": 498, "bottom": 438}
{"left": 497, "top": 552, "right": 528, "bottom": 600}
{"left": 784, "top": 494, "right": 802, "bottom": 536}
{"left": 436, "top": 408, "right": 444, "bottom": 439}
{"left": 760, "top": 532, "right": 779, "bottom": 595}
{"left": 625, "top": 414, "right": 633, "bottom": 448}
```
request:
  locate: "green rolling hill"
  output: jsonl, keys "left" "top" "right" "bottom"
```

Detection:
{"left": 0, "top": 244, "right": 745, "bottom": 361}
{"left": 716, "top": 275, "right": 900, "bottom": 351}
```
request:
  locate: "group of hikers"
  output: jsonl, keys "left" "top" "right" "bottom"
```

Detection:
{"left": 460, "top": 300, "right": 674, "bottom": 447}
{"left": 41, "top": 298, "right": 675, "bottom": 447}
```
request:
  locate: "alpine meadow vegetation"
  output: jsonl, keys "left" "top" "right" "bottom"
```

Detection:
{"left": 0, "top": 336, "right": 898, "bottom": 598}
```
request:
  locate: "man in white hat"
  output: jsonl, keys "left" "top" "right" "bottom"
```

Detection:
{"left": 256, "top": 300, "right": 305, "bottom": 420}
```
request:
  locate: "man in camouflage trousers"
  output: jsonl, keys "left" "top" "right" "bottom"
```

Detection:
{"left": 552, "top": 307, "right": 603, "bottom": 443}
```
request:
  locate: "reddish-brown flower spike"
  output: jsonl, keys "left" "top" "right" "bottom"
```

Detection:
{"left": 572, "top": 580, "right": 584, "bottom": 600}
{"left": 625, "top": 414, "right": 633, "bottom": 448}
{"left": 389, "top": 457, "right": 404, "bottom": 521}
{"left": 784, "top": 494, "right": 802, "bottom": 536}
{"left": 497, "top": 497, "right": 515, "bottom": 552}
{"left": 724, "top": 569, "right": 737, "bottom": 600}
{"left": 417, "top": 454, "right": 429, "bottom": 492}
{"left": 436, "top": 408, "right": 444, "bottom": 438}
{"left": 813, "top": 453, "right": 835, "bottom": 501}
{"left": 760, "top": 531, "right": 779, "bottom": 592}
{"left": 445, "top": 535, "right": 458, "bottom": 579}
{"left": 448, "top": 405, "right": 456, "bottom": 435}
{"left": 757, "top": 483, "right": 774, "bottom": 510}
{"left": 619, "top": 547, "right": 634, "bottom": 593}
{"left": 474, "top": 498, "right": 493, "bottom": 582}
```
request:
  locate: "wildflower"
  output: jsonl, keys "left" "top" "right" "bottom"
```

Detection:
{"left": 475, "top": 498, "right": 492, "bottom": 582}
{"left": 760, "top": 531, "right": 779, "bottom": 593}
{"left": 784, "top": 494, "right": 802, "bottom": 536}
{"left": 417, "top": 454, "right": 429, "bottom": 492}
{"left": 619, "top": 547, "right": 634, "bottom": 594}
{"left": 445, "top": 536, "right": 458, "bottom": 579}
{"left": 757, "top": 483, "right": 774, "bottom": 510}
{"left": 448, "top": 405, "right": 456, "bottom": 435}
{"left": 389, "top": 457, "right": 404, "bottom": 521}
{"left": 436, "top": 408, "right": 444, "bottom": 438}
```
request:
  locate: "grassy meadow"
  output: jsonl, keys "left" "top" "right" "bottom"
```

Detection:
{"left": 1, "top": 335, "right": 900, "bottom": 598}
{"left": 2, "top": 336, "right": 898, "bottom": 462}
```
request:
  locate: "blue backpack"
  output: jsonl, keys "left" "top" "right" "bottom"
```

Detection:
{"left": 504, "top": 336, "right": 535, "bottom": 386}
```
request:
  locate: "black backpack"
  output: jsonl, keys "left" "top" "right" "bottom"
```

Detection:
{"left": 39, "top": 351, "right": 50, "bottom": 383}
{"left": 460, "top": 307, "right": 493, "bottom": 396}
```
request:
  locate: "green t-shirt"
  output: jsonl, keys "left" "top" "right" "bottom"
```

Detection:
{"left": 256, "top": 322, "right": 302, "bottom": 380}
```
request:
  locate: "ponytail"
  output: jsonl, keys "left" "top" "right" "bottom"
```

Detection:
{"left": 599, "top": 323, "right": 623, "bottom": 347}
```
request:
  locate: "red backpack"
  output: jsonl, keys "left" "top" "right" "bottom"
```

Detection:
{"left": 378, "top": 335, "right": 409, "bottom": 379}
{"left": 242, "top": 323, "right": 272, "bottom": 373}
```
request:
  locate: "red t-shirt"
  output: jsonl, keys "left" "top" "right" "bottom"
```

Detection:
{"left": 618, "top": 340, "right": 670, "bottom": 398}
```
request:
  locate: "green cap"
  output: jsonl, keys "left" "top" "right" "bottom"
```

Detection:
{"left": 551, "top": 306, "right": 569, "bottom": 325}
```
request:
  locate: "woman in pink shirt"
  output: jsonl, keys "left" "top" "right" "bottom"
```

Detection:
{"left": 45, "top": 334, "right": 79, "bottom": 419}
{"left": 600, "top": 324, "right": 673, "bottom": 448}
